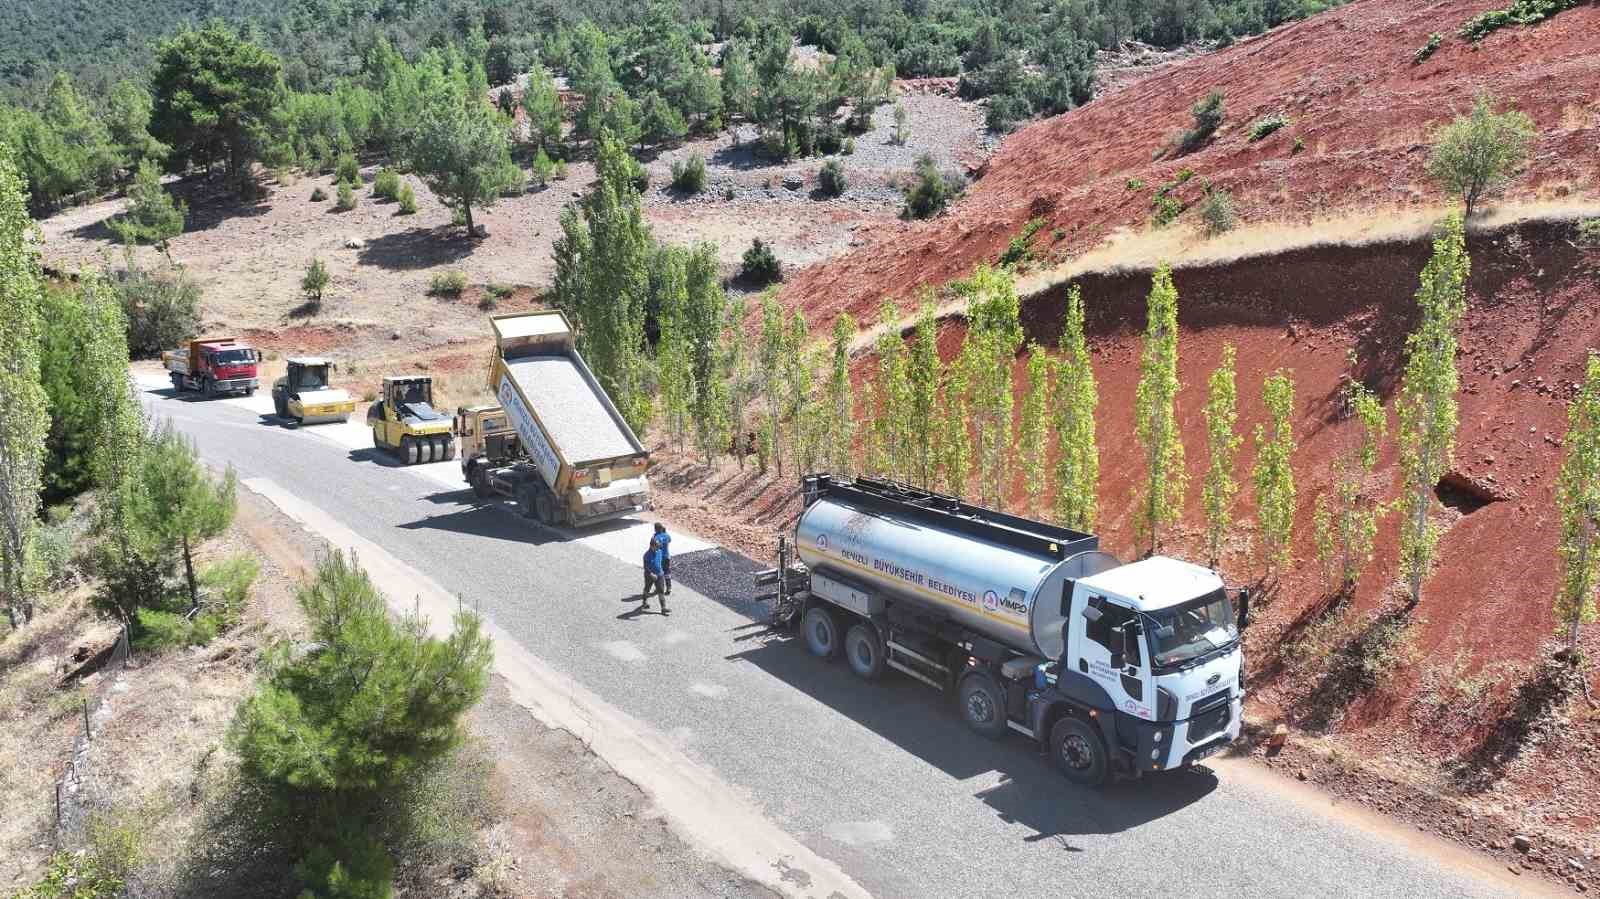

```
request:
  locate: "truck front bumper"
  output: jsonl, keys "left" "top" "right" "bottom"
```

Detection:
{"left": 214, "top": 377, "right": 258, "bottom": 393}
{"left": 1122, "top": 694, "right": 1243, "bottom": 775}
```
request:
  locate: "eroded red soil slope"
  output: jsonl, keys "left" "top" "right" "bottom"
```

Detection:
{"left": 782, "top": 0, "right": 1600, "bottom": 328}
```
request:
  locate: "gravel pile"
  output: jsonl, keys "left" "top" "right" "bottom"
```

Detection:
{"left": 669, "top": 547, "right": 771, "bottom": 622}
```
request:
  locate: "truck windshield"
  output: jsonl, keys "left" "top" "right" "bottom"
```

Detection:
{"left": 1145, "top": 589, "right": 1236, "bottom": 669}
{"left": 211, "top": 349, "right": 255, "bottom": 366}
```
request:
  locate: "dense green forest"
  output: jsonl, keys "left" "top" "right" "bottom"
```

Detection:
{"left": 0, "top": 0, "right": 1349, "bottom": 214}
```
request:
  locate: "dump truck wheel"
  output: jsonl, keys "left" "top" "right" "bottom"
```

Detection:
{"left": 534, "top": 489, "right": 557, "bottom": 526}
{"left": 1050, "top": 716, "right": 1108, "bottom": 787}
{"left": 801, "top": 606, "right": 841, "bottom": 660}
{"left": 958, "top": 671, "right": 1008, "bottom": 739}
{"left": 468, "top": 464, "right": 492, "bottom": 499}
{"left": 844, "top": 623, "right": 885, "bottom": 681}
{"left": 202, "top": 378, "right": 215, "bottom": 398}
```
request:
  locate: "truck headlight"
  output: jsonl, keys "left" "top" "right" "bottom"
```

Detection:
{"left": 1153, "top": 731, "right": 1163, "bottom": 743}
{"left": 1151, "top": 748, "right": 1161, "bottom": 760}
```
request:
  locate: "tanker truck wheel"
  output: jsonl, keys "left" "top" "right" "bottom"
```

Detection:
{"left": 844, "top": 623, "right": 885, "bottom": 680}
{"left": 958, "top": 672, "right": 1008, "bottom": 739}
{"left": 801, "top": 606, "right": 842, "bottom": 660}
{"left": 1049, "top": 716, "right": 1108, "bottom": 787}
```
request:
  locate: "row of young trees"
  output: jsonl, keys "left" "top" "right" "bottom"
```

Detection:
{"left": 674, "top": 211, "right": 1595, "bottom": 653}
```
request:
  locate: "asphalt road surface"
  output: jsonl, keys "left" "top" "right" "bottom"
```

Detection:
{"left": 141, "top": 377, "right": 1531, "bottom": 899}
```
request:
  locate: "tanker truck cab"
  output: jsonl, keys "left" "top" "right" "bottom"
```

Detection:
{"left": 762, "top": 474, "right": 1247, "bottom": 788}
{"left": 1049, "top": 556, "right": 1244, "bottom": 781}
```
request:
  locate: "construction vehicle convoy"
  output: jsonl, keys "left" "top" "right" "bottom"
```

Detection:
{"left": 367, "top": 375, "right": 456, "bottom": 464}
{"left": 757, "top": 474, "right": 1247, "bottom": 786}
{"left": 163, "top": 337, "right": 260, "bottom": 397}
{"left": 454, "top": 311, "right": 651, "bottom": 527}
{"left": 271, "top": 357, "right": 357, "bottom": 425}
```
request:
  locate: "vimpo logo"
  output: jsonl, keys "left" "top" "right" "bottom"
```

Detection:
{"left": 981, "top": 590, "right": 1000, "bottom": 612}
{"left": 816, "top": 533, "right": 829, "bottom": 551}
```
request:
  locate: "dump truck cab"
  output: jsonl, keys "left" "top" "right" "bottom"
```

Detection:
{"left": 271, "top": 357, "right": 356, "bottom": 425}
{"left": 454, "top": 405, "right": 522, "bottom": 498}
{"left": 366, "top": 375, "right": 455, "bottom": 465}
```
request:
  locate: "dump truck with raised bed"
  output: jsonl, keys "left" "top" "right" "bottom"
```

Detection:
{"left": 367, "top": 375, "right": 455, "bottom": 464}
{"left": 757, "top": 474, "right": 1249, "bottom": 786}
{"left": 271, "top": 357, "right": 357, "bottom": 425}
{"left": 453, "top": 311, "right": 650, "bottom": 527}
{"left": 162, "top": 337, "right": 260, "bottom": 397}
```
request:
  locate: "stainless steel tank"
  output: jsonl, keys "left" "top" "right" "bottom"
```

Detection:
{"left": 796, "top": 495, "right": 1119, "bottom": 659}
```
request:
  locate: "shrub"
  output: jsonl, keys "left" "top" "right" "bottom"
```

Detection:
{"left": 985, "top": 92, "right": 1032, "bottom": 133}
{"left": 1414, "top": 32, "right": 1444, "bottom": 64}
{"left": 1577, "top": 218, "right": 1600, "bottom": 247}
{"left": 482, "top": 283, "right": 514, "bottom": 310}
{"left": 372, "top": 168, "right": 401, "bottom": 200}
{"left": 336, "top": 180, "right": 357, "bottom": 211}
{"left": 310, "top": 186, "right": 328, "bottom": 202}
{"left": 198, "top": 554, "right": 258, "bottom": 631}
{"left": 816, "top": 122, "right": 844, "bottom": 155}
{"left": 301, "top": 257, "right": 330, "bottom": 304}
{"left": 397, "top": 183, "right": 417, "bottom": 214}
{"left": 892, "top": 102, "right": 910, "bottom": 145}
{"left": 1459, "top": 0, "right": 1580, "bottom": 42}
{"left": 450, "top": 206, "right": 467, "bottom": 227}
{"left": 817, "top": 160, "right": 847, "bottom": 198}
{"left": 531, "top": 149, "right": 555, "bottom": 187}
{"left": 553, "top": 159, "right": 569, "bottom": 180}
{"left": 1150, "top": 186, "right": 1187, "bottom": 228}
{"left": 901, "top": 153, "right": 965, "bottom": 220}
{"left": 1247, "top": 113, "right": 1289, "bottom": 142}
{"left": 740, "top": 238, "right": 783, "bottom": 285}
{"left": 133, "top": 608, "right": 218, "bottom": 651}
{"left": 1201, "top": 188, "right": 1238, "bottom": 235}
{"left": 1173, "top": 90, "right": 1225, "bottom": 155}
{"left": 429, "top": 271, "right": 468, "bottom": 296}
{"left": 1292, "top": 136, "right": 1306, "bottom": 154}
{"left": 1426, "top": 93, "right": 1536, "bottom": 218}
{"left": 671, "top": 153, "right": 707, "bottom": 193}
{"left": 114, "top": 265, "right": 201, "bottom": 358}
{"left": 842, "top": 137, "right": 855, "bottom": 155}
{"left": 998, "top": 217, "right": 1047, "bottom": 266}
{"left": 1126, "top": 178, "right": 1145, "bottom": 191}
{"left": 335, "top": 153, "right": 360, "bottom": 185}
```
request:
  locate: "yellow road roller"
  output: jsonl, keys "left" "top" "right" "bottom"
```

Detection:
{"left": 366, "top": 375, "right": 455, "bottom": 464}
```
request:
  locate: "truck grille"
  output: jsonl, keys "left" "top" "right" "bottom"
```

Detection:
{"left": 1187, "top": 691, "right": 1231, "bottom": 744}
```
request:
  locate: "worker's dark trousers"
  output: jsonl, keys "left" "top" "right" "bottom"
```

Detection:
{"left": 643, "top": 572, "right": 665, "bottom": 602}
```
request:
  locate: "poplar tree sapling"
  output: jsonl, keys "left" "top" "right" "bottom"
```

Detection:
{"left": 1313, "top": 378, "right": 1386, "bottom": 595}
{"left": 1018, "top": 344, "right": 1049, "bottom": 515}
{"left": 1555, "top": 352, "right": 1600, "bottom": 656}
{"left": 825, "top": 314, "right": 856, "bottom": 474}
{"left": 906, "top": 299, "right": 940, "bottom": 489}
{"left": 1253, "top": 370, "right": 1297, "bottom": 591}
{"left": 1134, "top": 265, "right": 1185, "bottom": 554}
{"left": 1052, "top": 285, "right": 1099, "bottom": 532}
{"left": 1200, "top": 344, "right": 1241, "bottom": 568}
{"left": 1397, "top": 214, "right": 1469, "bottom": 610}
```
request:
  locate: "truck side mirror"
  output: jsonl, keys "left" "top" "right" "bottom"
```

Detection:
{"left": 1082, "top": 605, "right": 1103, "bottom": 623}
{"left": 1237, "top": 588, "right": 1251, "bottom": 632}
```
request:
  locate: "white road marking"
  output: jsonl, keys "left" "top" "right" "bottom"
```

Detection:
{"left": 689, "top": 682, "right": 728, "bottom": 699}
{"left": 241, "top": 476, "right": 870, "bottom": 899}
{"left": 823, "top": 821, "right": 895, "bottom": 847}
{"left": 601, "top": 640, "right": 647, "bottom": 663}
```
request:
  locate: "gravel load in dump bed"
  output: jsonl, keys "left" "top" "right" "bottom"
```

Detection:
{"left": 504, "top": 355, "right": 638, "bottom": 463}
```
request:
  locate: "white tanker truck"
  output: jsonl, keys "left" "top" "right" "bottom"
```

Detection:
{"left": 757, "top": 475, "right": 1249, "bottom": 786}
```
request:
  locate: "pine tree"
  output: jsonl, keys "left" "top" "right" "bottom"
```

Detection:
{"left": 1018, "top": 344, "right": 1049, "bottom": 515}
{"left": 906, "top": 299, "right": 940, "bottom": 489}
{"left": 1555, "top": 352, "right": 1600, "bottom": 655}
{"left": 110, "top": 158, "right": 186, "bottom": 251}
{"left": 1397, "top": 214, "right": 1470, "bottom": 610}
{"left": 1052, "top": 285, "right": 1099, "bottom": 531}
{"left": 960, "top": 266, "right": 1023, "bottom": 509}
{"left": 1134, "top": 265, "right": 1185, "bottom": 554}
{"left": 720, "top": 40, "right": 756, "bottom": 121}
{"left": 123, "top": 423, "right": 238, "bottom": 611}
{"left": 654, "top": 249, "right": 694, "bottom": 453}
{"left": 685, "top": 244, "right": 728, "bottom": 465}
{"left": 1253, "top": 370, "right": 1297, "bottom": 587}
{"left": 522, "top": 63, "right": 564, "bottom": 151}
{"left": 870, "top": 300, "right": 910, "bottom": 480}
{"left": 301, "top": 257, "right": 330, "bottom": 306}
{"left": 1200, "top": 344, "right": 1242, "bottom": 568}
{"left": 825, "top": 314, "right": 857, "bottom": 474}
{"left": 407, "top": 73, "right": 520, "bottom": 237}
{"left": 1313, "top": 378, "right": 1386, "bottom": 595}
{"left": 230, "top": 550, "right": 491, "bottom": 899}
{"left": 0, "top": 150, "right": 50, "bottom": 628}
{"left": 758, "top": 290, "right": 787, "bottom": 478}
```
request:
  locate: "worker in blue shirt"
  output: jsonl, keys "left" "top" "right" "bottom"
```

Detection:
{"left": 642, "top": 538, "right": 668, "bottom": 613}
{"left": 652, "top": 522, "right": 672, "bottom": 596}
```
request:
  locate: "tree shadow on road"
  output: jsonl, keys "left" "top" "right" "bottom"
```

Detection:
{"left": 357, "top": 226, "right": 477, "bottom": 271}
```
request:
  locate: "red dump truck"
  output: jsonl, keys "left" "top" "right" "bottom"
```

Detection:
{"left": 162, "top": 337, "right": 261, "bottom": 397}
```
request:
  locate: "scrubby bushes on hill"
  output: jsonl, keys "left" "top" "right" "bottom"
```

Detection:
{"left": 901, "top": 153, "right": 964, "bottom": 220}
{"left": 817, "top": 160, "right": 847, "bottom": 198}
{"left": 741, "top": 238, "right": 783, "bottom": 285}
{"left": 671, "top": 153, "right": 707, "bottom": 193}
